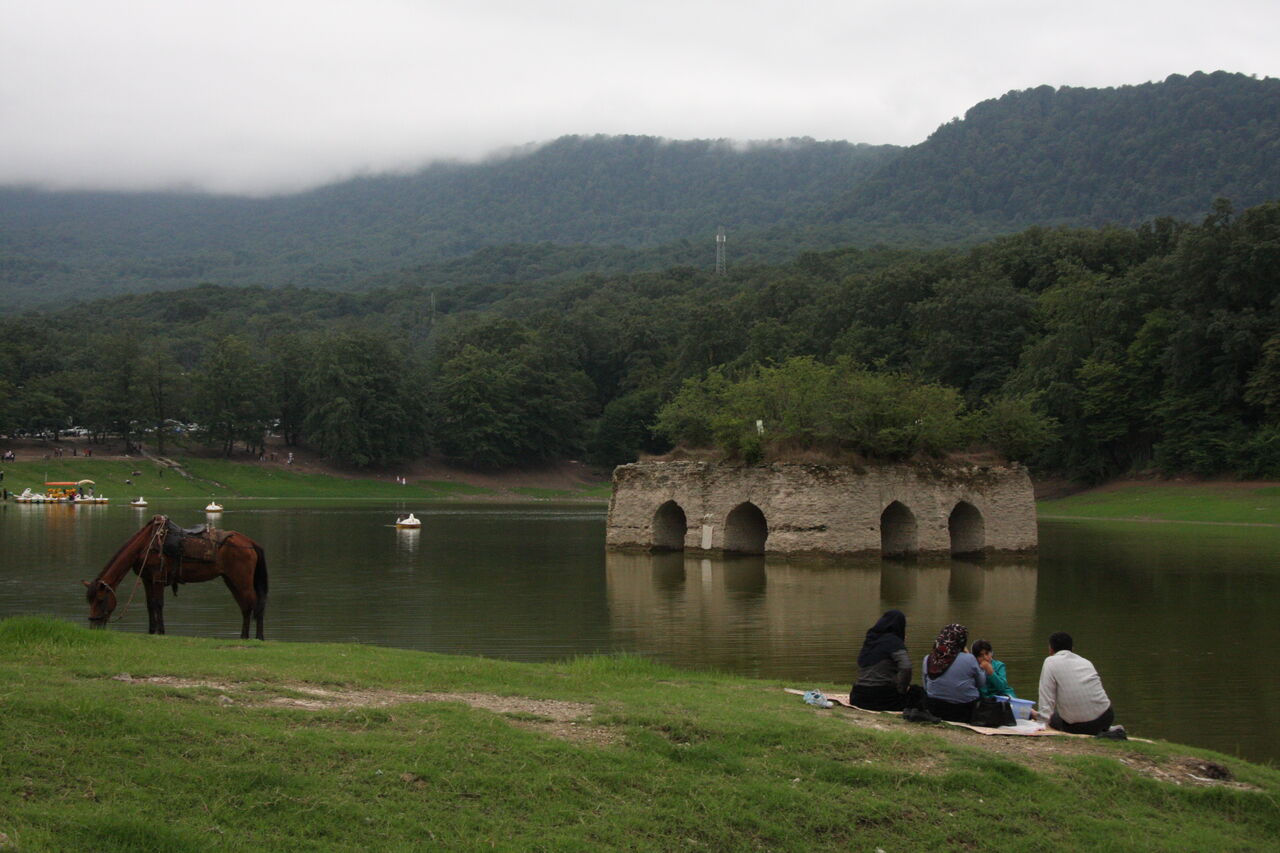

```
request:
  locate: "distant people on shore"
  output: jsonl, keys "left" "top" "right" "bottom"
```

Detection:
{"left": 1037, "top": 631, "right": 1120, "bottom": 736}
{"left": 922, "top": 623, "right": 985, "bottom": 722}
{"left": 972, "top": 639, "right": 1017, "bottom": 699}
{"left": 849, "top": 610, "right": 924, "bottom": 711}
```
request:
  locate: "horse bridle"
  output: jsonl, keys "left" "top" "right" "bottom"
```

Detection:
{"left": 91, "top": 518, "right": 168, "bottom": 624}
{"left": 88, "top": 580, "right": 117, "bottom": 624}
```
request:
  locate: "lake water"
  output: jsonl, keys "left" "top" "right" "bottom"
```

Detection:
{"left": 2, "top": 499, "right": 1277, "bottom": 765}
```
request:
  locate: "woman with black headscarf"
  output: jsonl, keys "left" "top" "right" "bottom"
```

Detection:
{"left": 849, "top": 609, "right": 924, "bottom": 711}
{"left": 922, "top": 623, "right": 986, "bottom": 722}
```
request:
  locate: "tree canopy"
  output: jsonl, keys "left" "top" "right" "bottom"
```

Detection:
{"left": 3, "top": 198, "right": 1280, "bottom": 482}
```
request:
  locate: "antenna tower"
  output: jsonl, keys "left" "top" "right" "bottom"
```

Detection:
{"left": 715, "top": 226, "right": 727, "bottom": 275}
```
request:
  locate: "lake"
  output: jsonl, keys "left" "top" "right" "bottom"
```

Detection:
{"left": 2, "top": 499, "right": 1277, "bottom": 765}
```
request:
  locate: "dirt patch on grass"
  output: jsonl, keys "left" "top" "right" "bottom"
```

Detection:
{"left": 808, "top": 701, "right": 1258, "bottom": 790}
{"left": 1116, "top": 754, "right": 1256, "bottom": 790}
{"left": 111, "top": 674, "right": 619, "bottom": 745}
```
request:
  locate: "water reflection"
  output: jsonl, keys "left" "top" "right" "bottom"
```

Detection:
{"left": 4, "top": 502, "right": 1278, "bottom": 764}
{"left": 395, "top": 527, "right": 421, "bottom": 555}
{"left": 605, "top": 552, "right": 1038, "bottom": 680}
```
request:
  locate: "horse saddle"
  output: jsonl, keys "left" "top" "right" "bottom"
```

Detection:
{"left": 161, "top": 520, "right": 231, "bottom": 575}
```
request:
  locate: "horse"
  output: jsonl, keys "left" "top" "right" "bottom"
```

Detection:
{"left": 83, "top": 514, "right": 268, "bottom": 640}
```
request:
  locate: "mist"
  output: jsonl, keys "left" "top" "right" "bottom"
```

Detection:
{"left": 3, "top": 0, "right": 1278, "bottom": 196}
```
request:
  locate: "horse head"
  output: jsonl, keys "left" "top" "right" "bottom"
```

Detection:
{"left": 81, "top": 514, "right": 167, "bottom": 628}
{"left": 82, "top": 578, "right": 117, "bottom": 628}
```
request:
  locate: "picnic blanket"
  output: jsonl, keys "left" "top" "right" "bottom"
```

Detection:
{"left": 783, "top": 688, "right": 1077, "bottom": 737}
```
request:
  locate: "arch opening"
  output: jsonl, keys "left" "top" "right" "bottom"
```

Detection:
{"left": 880, "top": 500, "right": 918, "bottom": 558}
{"left": 652, "top": 500, "right": 688, "bottom": 550}
{"left": 723, "top": 502, "right": 768, "bottom": 555}
{"left": 948, "top": 501, "right": 985, "bottom": 556}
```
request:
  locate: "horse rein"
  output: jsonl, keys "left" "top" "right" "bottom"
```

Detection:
{"left": 97, "top": 518, "right": 168, "bottom": 624}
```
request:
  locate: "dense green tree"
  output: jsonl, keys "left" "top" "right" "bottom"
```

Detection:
{"left": 908, "top": 275, "right": 1035, "bottom": 399}
{"left": 137, "top": 348, "right": 188, "bottom": 455}
{"left": 268, "top": 334, "right": 312, "bottom": 447}
{"left": 585, "top": 389, "right": 669, "bottom": 467}
{"left": 192, "top": 336, "right": 273, "bottom": 456}
{"left": 428, "top": 320, "right": 592, "bottom": 468}
{"left": 975, "top": 396, "right": 1059, "bottom": 463}
{"left": 79, "top": 331, "right": 148, "bottom": 451}
{"left": 12, "top": 374, "right": 70, "bottom": 438}
{"left": 1244, "top": 334, "right": 1280, "bottom": 420}
{"left": 302, "top": 332, "right": 425, "bottom": 466}
{"left": 4, "top": 196, "right": 1280, "bottom": 484}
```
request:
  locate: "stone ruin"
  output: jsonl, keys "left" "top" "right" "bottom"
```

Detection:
{"left": 605, "top": 461, "right": 1037, "bottom": 558}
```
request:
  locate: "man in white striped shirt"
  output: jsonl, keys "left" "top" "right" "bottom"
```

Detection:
{"left": 1037, "top": 632, "right": 1117, "bottom": 735}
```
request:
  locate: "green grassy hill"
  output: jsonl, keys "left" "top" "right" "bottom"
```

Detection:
{"left": 1, "top": 616, "right": 1276, "bottom": 851}
{"left": 0, "top": 457, "right": 608, "bottom": 502}
{"left": 1038, "top": 482, "right": 1280, "bottom": 525}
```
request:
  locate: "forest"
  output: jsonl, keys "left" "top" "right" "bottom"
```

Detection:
{"left": 2, "top": 71, "right": 1277, "bottom": 311}
{"left": 2, "top": 198, "right": 1279, "bottom": 483}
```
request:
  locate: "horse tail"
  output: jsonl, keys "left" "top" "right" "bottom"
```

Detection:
{"left": 252, "top": 543, "right": 269, "bottom": 608}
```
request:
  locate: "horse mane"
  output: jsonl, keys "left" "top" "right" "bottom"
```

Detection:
{"left": 87, "top": 517, "right": 162, "bottom": 598}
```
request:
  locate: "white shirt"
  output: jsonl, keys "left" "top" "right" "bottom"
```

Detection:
{"left": 1037, "top": 650, "right": 1111, "bottom": 724}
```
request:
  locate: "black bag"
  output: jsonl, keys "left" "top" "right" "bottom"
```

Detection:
{"left": 970, "top": 697, "right": 1016, "bottom": 728}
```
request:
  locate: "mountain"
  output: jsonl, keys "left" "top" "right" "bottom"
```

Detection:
{"left": 0, "top": 137, "right": 898, "bottom": 310}
{"left": 839, "top": 71, "right": 1280, "bottom": 225}
{"left": 2, "top": 71, "right": 1279, "bottom": 311}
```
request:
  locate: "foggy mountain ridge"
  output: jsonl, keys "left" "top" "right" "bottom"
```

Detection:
{"left": 2, "top": 71, "right": 1279, "bottom": 312}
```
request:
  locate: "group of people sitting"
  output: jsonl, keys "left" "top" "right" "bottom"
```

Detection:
{"left": 849, "top": 609, "right": 1119, "bottom": 735}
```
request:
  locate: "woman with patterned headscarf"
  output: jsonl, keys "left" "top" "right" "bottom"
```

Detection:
{"left": 922, "top": 623, "right": 986, "bottom": 722}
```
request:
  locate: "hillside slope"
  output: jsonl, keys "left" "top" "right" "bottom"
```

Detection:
{"left": 0, "top": 137, "right": 896, "bottom": 309}
{"left": 2, "top": 71, "right": 1279, "bottom": 310}
{"left": 841, "top": 71, "right": 1280, "bottom": 225}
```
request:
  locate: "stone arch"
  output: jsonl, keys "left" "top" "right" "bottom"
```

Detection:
{"left": 723, "top": 502, "right": 768, "bottom": 554}
{"left": 948, "top": 501, "right": 985, "bottom": 556}
{"left": 652, "top": 500, "right": 688, "bottom": 550}
{"left": 880, "top": 500, "right": 918, "bottom": 558}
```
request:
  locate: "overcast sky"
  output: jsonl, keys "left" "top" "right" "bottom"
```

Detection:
{"left": 3, "top": 0, "right": 1277, "bottom": 195}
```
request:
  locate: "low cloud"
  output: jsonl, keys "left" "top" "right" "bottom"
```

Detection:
{"left": 2, "top": 0, "right": 1277, "bottom": 195}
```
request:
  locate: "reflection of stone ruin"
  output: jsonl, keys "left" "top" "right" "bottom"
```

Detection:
{"left": 604, "top": 552, "right": 1040, "bottom": 677}
{"left": 606, "top": 461, "right": 1037, "bottom": 558}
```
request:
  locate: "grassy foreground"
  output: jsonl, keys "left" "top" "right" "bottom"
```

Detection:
{"left": 0, "top": 458, "right": 610, "bottom": 502}
{"left": 1038, "top": 483, "right": 1280, "bottom": 525}
{"left": 1, "top": 618, "right": 1276, "bottom": 851}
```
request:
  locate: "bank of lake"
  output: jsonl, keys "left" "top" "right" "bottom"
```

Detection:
{"left": 1, "top": 616, "right": 1275, "bottom": 851}
{"left": 0, "top": 457, "right": 612, "bottom": 503}
{"left": 9, "top": 457, "right": 1280, "bottom": 524}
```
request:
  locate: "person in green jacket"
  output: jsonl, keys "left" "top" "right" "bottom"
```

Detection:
{"left": 971, "top": 639, "right": 1017, "bottom": 699}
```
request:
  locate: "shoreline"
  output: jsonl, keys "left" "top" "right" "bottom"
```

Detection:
{"left": 0, "top": 448, "right": 612, "bottom": 504}
{"left": 2, "top": 616, "right": 1275, "bottom": 849}
{"left": 1038, "top": 514, "right": 1280, "bottom": 528}
{"left": 8, "top": 443, "right": 1280, "bottom": 523}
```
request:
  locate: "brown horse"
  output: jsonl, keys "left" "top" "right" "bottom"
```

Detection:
{"left": 83, "top": 514, "right": 268, "bottom": 640}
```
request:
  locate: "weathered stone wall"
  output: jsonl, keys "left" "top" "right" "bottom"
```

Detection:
{"left": 605, "top": 461, "right": 1037, "bottom": 557}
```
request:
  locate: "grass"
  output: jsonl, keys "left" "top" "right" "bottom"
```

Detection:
{"left": 0, "top": 616, "right": 1276, "bottom": 851}
{"left": 0, "top": 458, "right": 607, "bottom": 503}
{"left": 1038, "top": 483, "right": 1280, "bottom": 525}
{"left": 510, "top": 483, "right": 614, "bottom": 500}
